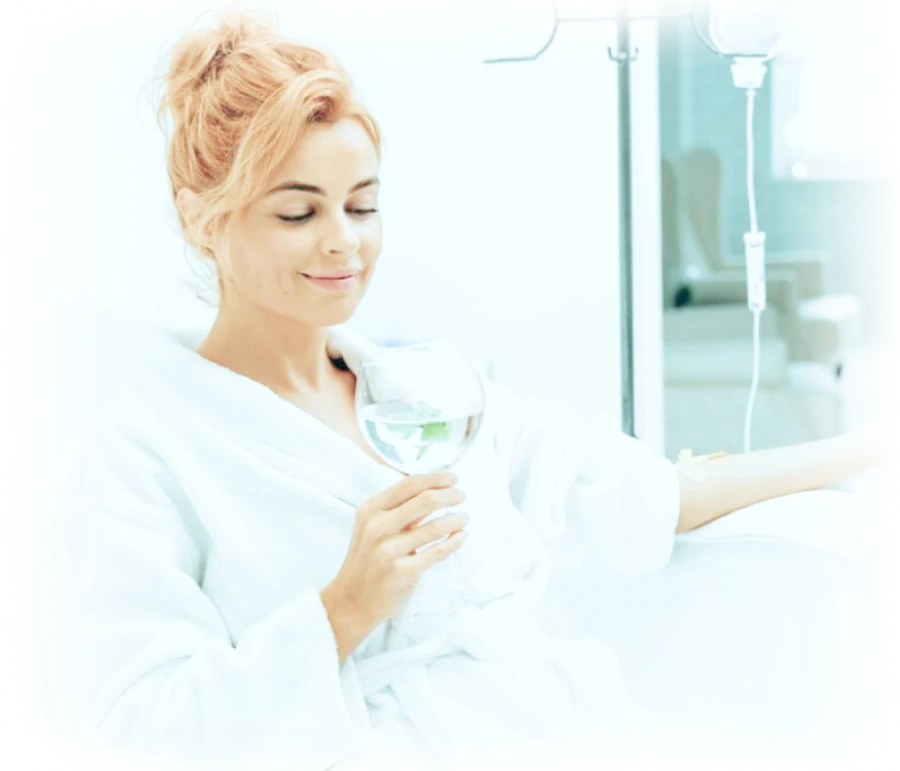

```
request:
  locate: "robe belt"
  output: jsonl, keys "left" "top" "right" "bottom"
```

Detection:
{"left": 353, "top": 604, "right": 585, "bottom": 768}
{"left": 353, "top": 606, "right": 503, "bottom": 768}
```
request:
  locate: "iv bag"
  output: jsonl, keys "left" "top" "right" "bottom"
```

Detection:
{"left": 693, "top": 0, "right": 792, "bottom": 59}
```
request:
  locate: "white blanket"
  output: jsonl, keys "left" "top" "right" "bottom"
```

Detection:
{"left": 674, "top": 488, "right": 892, "bottom": 560}
{"left": 39, "top": 323, "right": 723, "bottom": 771}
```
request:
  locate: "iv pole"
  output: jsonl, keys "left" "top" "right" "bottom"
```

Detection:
{"left": 610, "top": 0, "right": 639, "bottom": 437}
{"left": 485, "top": 0, "right": 693, "bottom": 436}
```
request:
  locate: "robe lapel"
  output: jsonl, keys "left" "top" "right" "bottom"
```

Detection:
{"left": 148, "top": 323, "right": 405, "bottom": 510}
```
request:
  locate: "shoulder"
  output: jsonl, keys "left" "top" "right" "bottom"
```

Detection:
{"left": 57, "top": 393, "right": 192, "bottom": 528}
{"left": 65, "top": 394, "right": 174, "bottom": 466}
{"left": 53, "top": 394, "right": 207, "bottom": 562}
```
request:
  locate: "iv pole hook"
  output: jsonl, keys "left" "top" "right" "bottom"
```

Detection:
{"left": 607, "top": 46, "right": 640, "bottom": 64}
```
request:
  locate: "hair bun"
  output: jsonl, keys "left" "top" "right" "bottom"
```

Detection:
{"left": 198, "top": 10, "right": 271, "bottom": 84}
{"left": 214, "top": 5, "right": 272, "bottom": 42}
{"left": 160, "top": 8, "right": 276, "bottom": 115}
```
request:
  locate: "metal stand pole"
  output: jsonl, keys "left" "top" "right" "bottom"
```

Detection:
{"left": 610, "top": 0, "right": 638, "bottom": 436}
{"left": 485, "top": 0, "right": 676, "bottom": 436}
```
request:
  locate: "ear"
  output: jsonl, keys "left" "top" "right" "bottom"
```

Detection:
{"left": 175, "top": 188, "right": 201, "bottom": 226}
{"left": 175, "top": 188, "right": 215, "bottom": 256}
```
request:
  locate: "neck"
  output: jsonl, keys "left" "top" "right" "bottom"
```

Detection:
{"left": 197, "top": 301, "right": 339, "bottom": 397}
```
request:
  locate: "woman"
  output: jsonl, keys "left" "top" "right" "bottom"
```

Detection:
{"left": 40, "top": 9, "right": 897, "bottom": 771}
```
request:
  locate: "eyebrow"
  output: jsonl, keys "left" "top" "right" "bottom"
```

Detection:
{"left": 265, "top": 176, "right": 380, "bottom": 197}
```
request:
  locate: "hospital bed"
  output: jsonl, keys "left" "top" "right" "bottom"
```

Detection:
{"left": 3, "top": 286, "right": 897, "bottom": 771}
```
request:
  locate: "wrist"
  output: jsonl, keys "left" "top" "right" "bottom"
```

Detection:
{"left": 320, "top": 582, "right": 373, "bottom": 664}
{"left": 321, "top": 581, "right": 372, "bottom": 626}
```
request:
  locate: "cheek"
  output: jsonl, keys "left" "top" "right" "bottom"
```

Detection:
{"left": 230, "top": 258, "right": 271, "bottom": 296}
{"left": 229, "top": 239, "right": 301, "bottom": 297}
{"left": 273, "top": 232, "right": 325, "bottom": 297}
{"left": 361, "top": 219, "right": 384, "bottom": 259}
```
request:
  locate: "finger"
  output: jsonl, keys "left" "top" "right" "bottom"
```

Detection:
{"left": 391, "top": 511, "right": 470, "bottom": 555}
{"left": 397, "top": 529, "right": 468, "bottom": 572}
{"left": 386, "top": 486, "right": 466, "bottom": 534}
{"left": 367, "top": 472, "right": 457, "bottom": 513}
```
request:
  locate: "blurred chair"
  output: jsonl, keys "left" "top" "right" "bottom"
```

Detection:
{"left": 662, "top": 149, "right": 862, "bottom": 371}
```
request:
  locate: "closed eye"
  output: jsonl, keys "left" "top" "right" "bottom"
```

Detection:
{"left": 279, "top": 208, "right": 379, "bottom": 224}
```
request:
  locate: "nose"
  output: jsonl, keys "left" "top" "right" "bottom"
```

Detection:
{"left": 321, "top": 211, "right": 361, "bottom": 255}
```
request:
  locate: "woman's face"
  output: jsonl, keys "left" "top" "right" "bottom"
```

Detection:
{"left": 218, "top": 117, "right": 383, "bottom": 327}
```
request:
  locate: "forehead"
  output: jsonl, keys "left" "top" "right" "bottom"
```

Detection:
{"left": 272, "top": 118, "right": 379, "bottom": 186}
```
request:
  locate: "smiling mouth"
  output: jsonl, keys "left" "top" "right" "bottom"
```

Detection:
{"left": 299, "top": 272, "right": 360, "bottom": 290}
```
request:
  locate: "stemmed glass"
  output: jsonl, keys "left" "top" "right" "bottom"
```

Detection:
{"left": 355, "top": 340, "right": 485, "bottom": 646}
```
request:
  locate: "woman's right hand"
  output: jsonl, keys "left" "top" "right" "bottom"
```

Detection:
{"left": 320, "top": 472, "right": 469, "bottom": 663}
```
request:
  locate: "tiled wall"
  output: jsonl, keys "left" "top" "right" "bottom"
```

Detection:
{"left": 658, "top": 18, "right": 895, "bottom": 343}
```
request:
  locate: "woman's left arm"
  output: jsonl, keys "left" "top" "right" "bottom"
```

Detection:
{"left": 676, "top": 427, "right": 899, "bottom": 533}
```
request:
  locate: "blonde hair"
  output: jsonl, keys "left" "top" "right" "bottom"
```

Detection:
{"left": 148, "top": 4, "right": 382, "bottom": 304}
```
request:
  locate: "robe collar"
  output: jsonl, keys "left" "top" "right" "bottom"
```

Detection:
{"left": 142, "top": 322, "right": 406, "bottom": 508}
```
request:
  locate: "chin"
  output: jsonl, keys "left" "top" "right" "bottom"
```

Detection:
{"left": 311, "top": 296, "right": 363, "bottom": 328}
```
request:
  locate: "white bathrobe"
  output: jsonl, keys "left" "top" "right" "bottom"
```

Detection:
{"left": 39, "top": 324, "right": 708, "bottom": 771}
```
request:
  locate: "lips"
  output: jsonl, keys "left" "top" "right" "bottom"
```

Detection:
{"left": 300, "top": 272, "right": 360, "bottom": 291}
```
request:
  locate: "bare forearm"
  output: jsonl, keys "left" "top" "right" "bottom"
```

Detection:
{"left": 675, "top": 428, "right": 898, "bottom": 534}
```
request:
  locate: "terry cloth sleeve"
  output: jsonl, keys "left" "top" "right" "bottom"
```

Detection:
{"left": 40, "top": 419, "right": 371, "bottom": 771}
{"left": 486, "top": 379, "right": 682, "bottom": 575}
